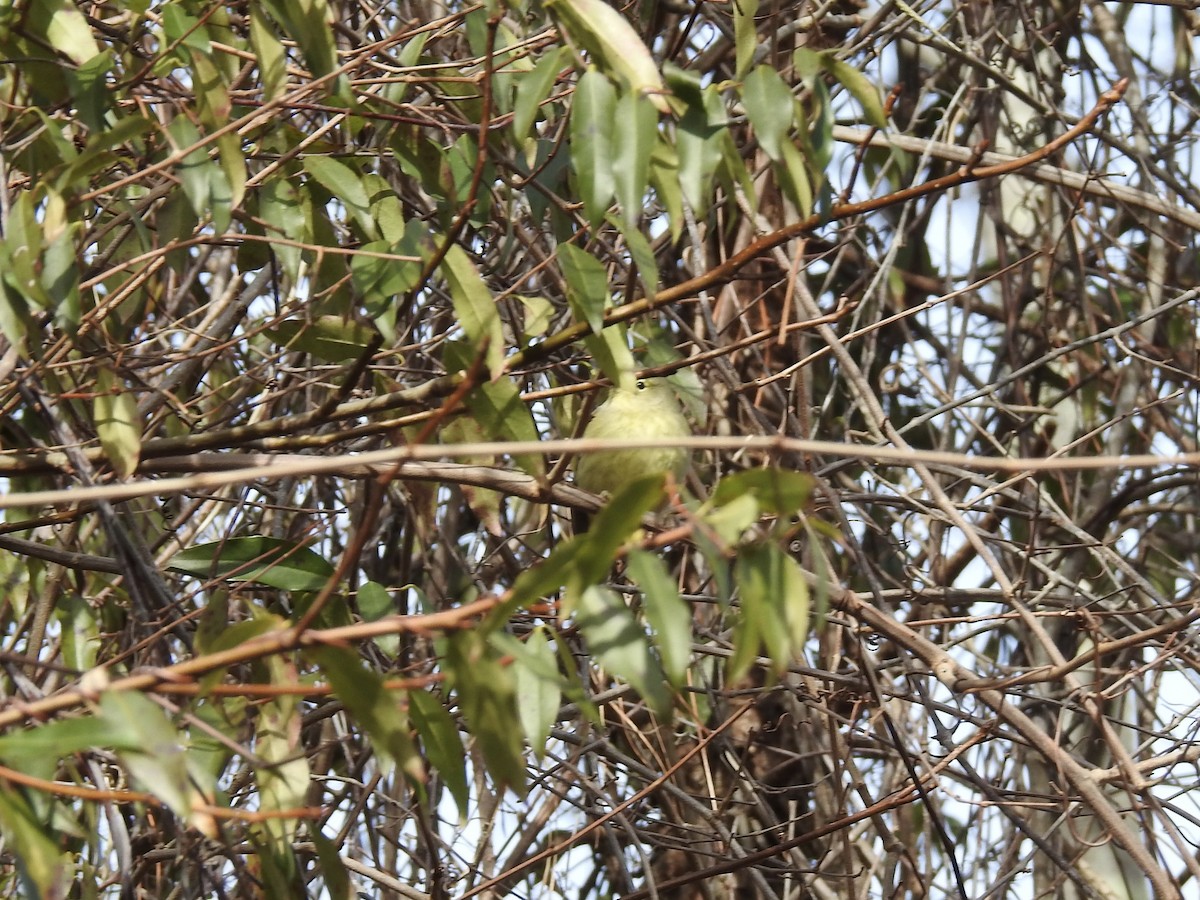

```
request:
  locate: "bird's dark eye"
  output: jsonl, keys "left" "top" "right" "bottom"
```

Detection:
{"left": 636, "top": 380, "right": 646, "bottom": 390}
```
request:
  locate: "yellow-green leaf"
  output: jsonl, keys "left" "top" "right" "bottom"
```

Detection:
{"left": 444, "top": 632, "right": 526, "bottom": 793}
{"left": 516, "top": 294, "right": 554, "bottom": 341}
{"left": 613, "top": 89, "right": 657, "bottom": 227}
{"left": 256, "top": 690, "right": 309, "bottom": 848}
{"left": 303, "top": 156, "right": 377, "bottom": 239}
{"left": 409, "top": 689, "right": 468, "bottom": 815}
{"left": 627, "top": 550, "right": 691, "bottom": 685}
{"left": 732, "top": 544, "right": 809, "bottom": 680}
{"left": 820, "top": 52, "right": 888, "bottom": 129}
{"left": 32, "top": 0, "right": 101, "bottom": 66}
{"left": 712, "top": 468, "right": 814, "bottom": 516}
{"left": 249, "top": 6, "right": 287, "bottom": 101}
{"left": 548, "top": 0, "right": 668, "bottom": 112}
{"left": 570, "top": 66, "right": 616, "bottom": 226}
{"left": 743, "top": 65, "right": 795, "bottom": 162}
{"left": 734, "top": 0, "right": 760, "bottom": 78}
{"left": 309, "top": 646, "right": 425, "bottom": 786}
{"left": 575, "top": 585, "right": 671, "bottom": 717}
{"left": 94, "top": 367, "right": 141, "bottom": 478}
{"left": 514, "top": 46, "right": 570, "bottom": 142}
{"left": 440, "top": 244, "right": 505, "bottom": 375}
{"left": 101, "top": 693, "right": 194, "bottom": 820}
{"left": 778, "top": 141, "right": 814, "bottom": 218}
{"left": 503, "top": 626, "right": 562, "bottom": 758}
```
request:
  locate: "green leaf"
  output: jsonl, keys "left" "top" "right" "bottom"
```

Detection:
{"left": 590, "top": 472, "right": 667, "bottom": 536}
{"left": 701, "top": 492, "right": 760, "bottom": 546}
{"left": 547, "top": 0, "right": 668, "bottom": 112}
{"left": 527, "top": 137, "right": 571, "bottom": 230}
{"left": 570, "top": 66, "right": 617, "bottom": 226}
{"left": 443, "top": 133, "right": 482, "bottom": 208}
{"left": 491, "top": 538, "right": 584, "bottom": 627}
{"left": 778, "top": 140, "right": 813, "bottom": 217}
{"left": 28, "top": 0, "right": 101, "bottom": 65}
{"left": 255, "top": 686, "right": 309, "bottom": 848}
{"left": 444, "top": 632, "right": 526, "bottom": 793}
{"left": 189, "top": 49, "right": 230, "bottom": 131}
{"left": 310, "top": 828, "right": 354, "bottom": 900}
{"left": 733, "top": 0, "right": 760, "bottom": 78}
{"left": 356, "top": 580, "right": 397, "bottom": 654}
{"left": 167, "top": 116, "right": 214, "bottom": 221}
{"left": 732, "top": 544, "right": 810, "bottom": 680}
{"left": 101, "top": 693, "right": 194, "bottom": 819}
{"left": 367, "top": 220, "right": 429, "bottom": 337}
{"left": 571, "top": 474, "right": 665, "bottom": 587}
{"left": 439, "top": 410, "right": 504, "bottom": 537}
{"left": 0, "top": 787, "right": 70, "bottom": 898}
{"left": 575, "top": 585, "right": 670, "bottom": 717}
{"left": 820, "top": 53, "right": 888, "bottom": 129}
{"left": 675, "top": 84, "right": 726, "bottom": 216}
{"left": 390, "top": 127, "right": 443, "bottom": 191}
{"left": 249, "top": 6, "right": 287, "bottom": 101}
{"left": 465, "top": 376, "right": 546, "bottom": 478}
{"left": 585, "top": 326, "right": 638, "bottom": 393}
{"left": 712, "top": 468, "right": 813, "bottom": 517}
{"left": 247, "top": 830, "right": 301, "bottom": 893}
{"left": 803, "top": 75, "right": 835, "bottom": 174}
{"left": 0, "top": 712, "right": 135, "bottom": 774}
{"left": 267, "top": 314, "right": 381, "bottom": 362}
{"left": 513, "top": 46, "right": 569, "bottom": 142}
{"left": 802, "top": 518, "right": 834, "bottom": 632}
{"left": 94, "top": 367, "right": 141, "bottom": 479}
{"left": 1, "top": 193, "right": 49, "bottom": 310}
{"left": 612, "top": 89, "right": 657, "bottom": 228}
{"left": 743, "top": 65, "right": 794, "bottom": 162}
{"left": 626, "top": 550, "right": 691, "bottom": 685}
{"left": 187, "top": 51, "right": 241, "bottom": 230}
{"left": 559, "top": 242, "right": 609, "bottom": 335}
{"left": 503, "top": 626, "right": 562, "bottom": 758}
{"left": 201, "top": 615, "right": 280, "bottom": 659}
{"left": 188, "top": 693, "right": 248, "bottom": 781}
{"left": 303, "top": 156, "right": 377, "bottom": 239}
{"left": 56, "top": 594, "right": 98, "bottom": 672}
{"left": 408, "top": 689, "right": 468, "bottom": 815}
{"left": 261, "top": 0, "right": 338, "bottom": 81}
{"left": 615, "top": 219, "right": 658, "bottom": 301}
{"left": 169, "top": 537, "right": 335, "bottom": 591}
{"left": 309, "top": 646, "right": 425, "bottom": 785}
{"left": 213, "top": 130, "right": 246, "bottom": 229}
{"left": 792, "top": 47, "right": 823, "bottom": 81}
{"left": 259, "top": 175, "right": 307, "bottom": 281}
{"left": 557, "top": 245, "right": 639, "bottom": 395}
{"left": 66, "top": 50, "right": 113, "bottom": 133}
{"left": 357, "top": 580, "right": 393, "bottom": 622}
{"left": 726, "top": 596, "right": 764, "bottom": 684}
{"left": 161, "top": 4, "right": 208, "bottom": 54}
{"left": 42, "top": 220, "right": 80, "bottom": 332}
{"left": 440, "top": 244, "right": 505, "bottom": 376}
{"left": 648, "top": 139, "right": 683, "bottom": 241}
{"left": 362, "top": 173, "right": 408, "bottom": 243}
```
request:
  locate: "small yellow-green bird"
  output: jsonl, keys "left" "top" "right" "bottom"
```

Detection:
{"left": 574, "top": 378, "right": 692, "bottom": 496}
